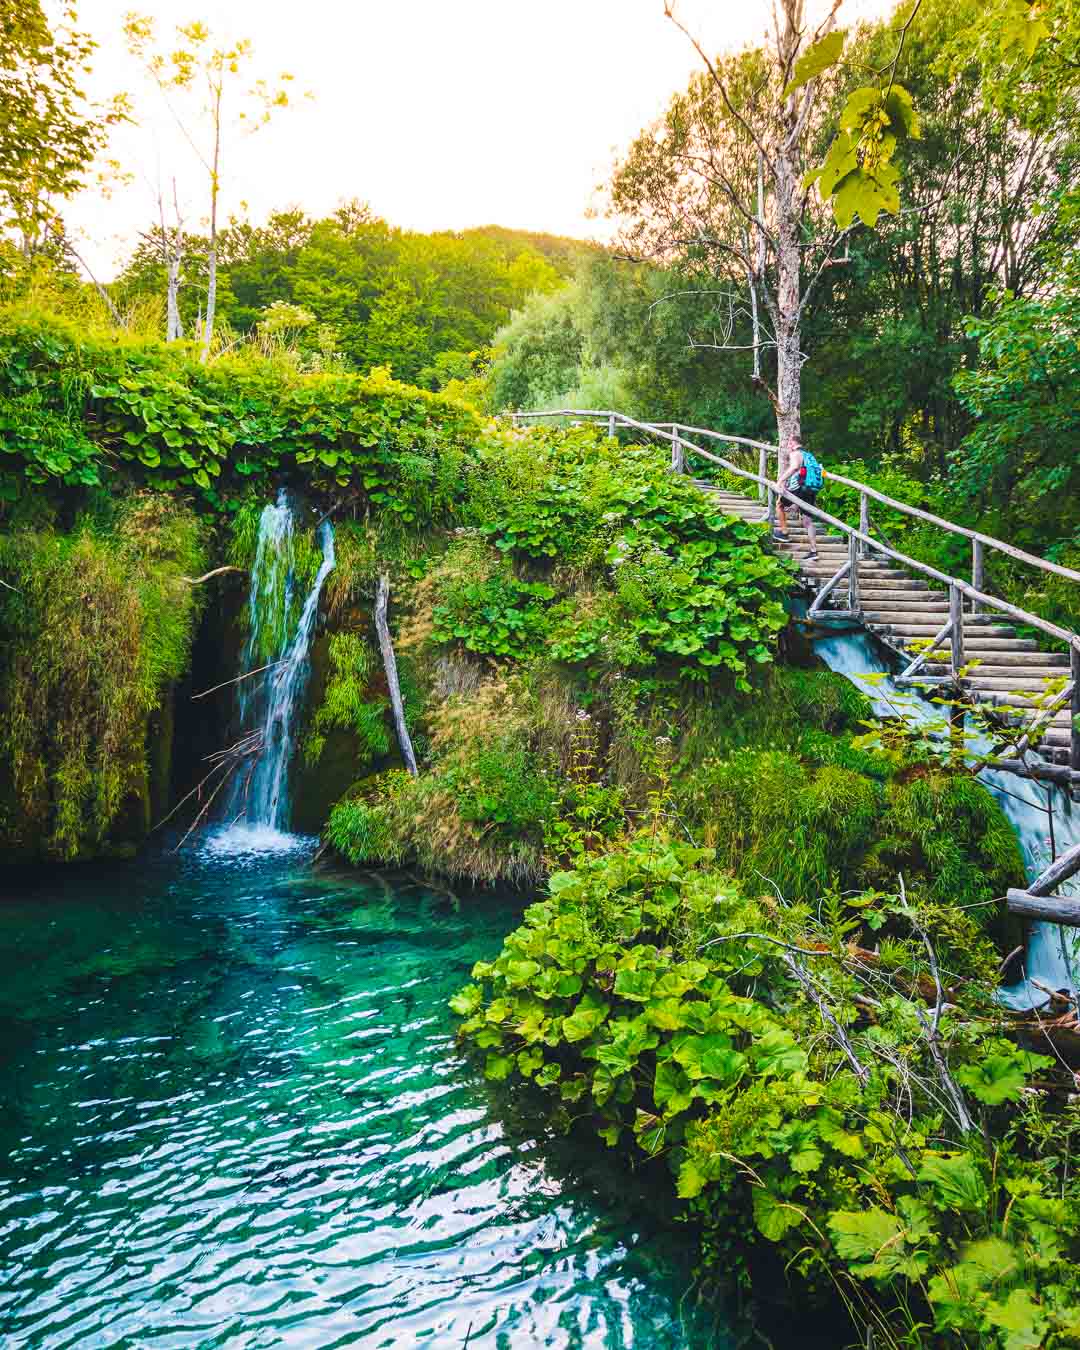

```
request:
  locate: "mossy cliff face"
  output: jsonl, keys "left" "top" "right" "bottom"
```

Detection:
{"left": 0, "top": 497, "right": 206, "bottom": 861}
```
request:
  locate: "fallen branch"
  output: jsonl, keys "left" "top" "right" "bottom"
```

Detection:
{"left": 191, "top": 661, "right": 282, "bottom": 701}
{"left": 182, "top": 565, "right": 246, "bottom": 585}
{"left": 375, "top": 571, "right": 419, "bottom": 776}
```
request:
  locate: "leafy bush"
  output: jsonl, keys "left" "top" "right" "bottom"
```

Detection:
{"left": 454, "top": 831, "right": 1079, "bottom": 1348}
{"left": 0, "top": 310, "right": 486, "bottom": 517}
{"left": 432, "top": 574, "right": 557, "bottom": 660}
{"left": 465, "top": 428, "right": 795, "bottom": 687}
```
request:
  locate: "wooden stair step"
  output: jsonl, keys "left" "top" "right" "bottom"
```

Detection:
{"left": 923, "top": 662, "right": 1069, "bottom": 678}
{"left": 873, "top": 622, "right": 1017, "bottom": 638}
{"left": 964, "top": 676, "right": 1071, "bottom": 692}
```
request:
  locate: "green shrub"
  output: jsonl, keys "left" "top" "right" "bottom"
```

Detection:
{"left": 454, "top": 832, "right": 1078, "bottom": 1349}
{"left": 303, "top": 632, "right": 391, "bottom": 768}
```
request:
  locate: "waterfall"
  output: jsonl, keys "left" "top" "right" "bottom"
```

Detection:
{"left": 813, "top": 628, "right": 1080, "bottom": 1009}
{"left": 222, "top": 490, "right": 335, "bottom": 838}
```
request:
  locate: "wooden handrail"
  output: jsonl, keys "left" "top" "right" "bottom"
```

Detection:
{"left": 509, "top": 408, "right": 1080, "bottom": 651}
{"left": 512, "top": 409, "right": 1080, "bottom": 586}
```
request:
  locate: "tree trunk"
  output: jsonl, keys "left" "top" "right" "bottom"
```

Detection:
{"left": 166, "top": 179, "right": 184, "bottom": 342}
{"left": 166, "top": 250, "right": 183, "bottom": 341}
{"left": 201, "top": 86, "right": 222, "bottom": 362}
{"left": 374, "top": 573, "right": 419, "bottom": 777}
{"left": 773, "top": 1, "right": 804, "bottom": 456}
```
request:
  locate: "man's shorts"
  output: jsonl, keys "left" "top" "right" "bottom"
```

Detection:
{"left": 790, "top": 485, "right": 818, "bottom": 508}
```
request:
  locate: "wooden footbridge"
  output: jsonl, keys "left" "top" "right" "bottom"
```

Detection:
{"left": 510, "top": 410, "right": 1080, "bottom": 795}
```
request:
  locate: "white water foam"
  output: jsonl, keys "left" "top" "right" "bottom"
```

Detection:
{"left": 199, "top": 824, "right": 317, "bottom": 860}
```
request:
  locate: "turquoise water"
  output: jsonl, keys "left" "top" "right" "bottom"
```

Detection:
{"left": 0, "top": 834, "right": 734, "bottom": 1348}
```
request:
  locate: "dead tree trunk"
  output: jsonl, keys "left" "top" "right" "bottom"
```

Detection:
{"left": 375, "top": 573, "right": 418, "bottom": 777}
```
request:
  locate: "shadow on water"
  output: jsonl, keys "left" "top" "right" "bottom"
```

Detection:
{"left": 0, "top": 836, "right": 842, "bottom": 1350}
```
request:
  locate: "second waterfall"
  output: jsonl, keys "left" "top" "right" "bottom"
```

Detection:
{"left": 225, "top": 490, "right": 335, "bottom": 834}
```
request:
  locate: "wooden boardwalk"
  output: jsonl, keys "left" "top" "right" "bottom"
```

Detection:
{"left": 703, "top": 486, "right": 1077, "bottom": 772}
{"left": 510, "top": 408, "right": 1080, "bottom": 792}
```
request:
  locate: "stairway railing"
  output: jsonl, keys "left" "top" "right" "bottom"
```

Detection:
{"left": 508, "top": 409, "right": 1080, "bottom": 779}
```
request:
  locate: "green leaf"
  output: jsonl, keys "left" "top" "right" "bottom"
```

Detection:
{"left": 752, "top": 1028, "right": 808, "bottom": 1077}
{"left": 918, "top": 1154, "right": 987, "bottom": 1213}
{"left": 883, "top": 83, "right": 919, "bottom": 139}
{"left": 561, "top": 992, "right": 610, "bottom": 1042}
{"left": 644, "top": 996, "right": 689, "bottom": 1031}
{"left": 955, "top": 1053, "right": 1028, "bottom": 1106}
{"left": 985, "top": 1288, "right": 1046, "bottom": 1350}
{"left": 784, "top": 30, "right": 845, "bottom": 96}
{"left": 673, "top": 1032, "right": 746, "bottom": 1084}
{"left": 653, "top": 1059, "right": 694, "bottom": 1116}
{"left": 676, "top": 1155, "right": 708, "bottom": 1199}
{"left": 753, "top": 1187, "right": 805, "bottom": 1241}
{"left": 613, "top": 967, "right": 656, "bottom": 1001}
{"left": 484, "top": 1053, "right": 514, "bottom": 1081}
{"left": 839, "top": 85, "right": 882, "bottom": 133}
{"left": 535, "top": 1061, "right": 562, "bottom": 1088}
{"left": 833, "top": 163, "right": 900, "bottom": 229}
{"left": 517, "top": 1047, "right": 544, "bottom": 1077}
{"left": 790, "top": 1145, "right": 824, "bottom": 1174}
{"left": 449, "top": 983, "right": 482, "bottom": 1016}
{"left": 504, "top": 958, "right": 540, "bottom": 987}
{"left": 828, "top": 1207, "right": 901, "bottom": 1263}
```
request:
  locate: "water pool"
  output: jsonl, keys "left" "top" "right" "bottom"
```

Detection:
{"left": 0, "top": 837, "right": 736, "bottom": 1348}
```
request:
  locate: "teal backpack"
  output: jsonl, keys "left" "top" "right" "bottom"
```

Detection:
{"left": 796, "top": 449, "right": 823, "bottom": 491}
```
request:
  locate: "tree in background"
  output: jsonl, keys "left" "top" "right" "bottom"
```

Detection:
{"left": 124, "top": 15, "right": 297, "bottom": 358}
{"left": 609, "top": 0, "right": 920, "bottom": 449}
{"left": 112, "top": 205, "right": 576, "bottom": 381}
{"left": 0, "top": 0, "right": 127, "bottom": 256}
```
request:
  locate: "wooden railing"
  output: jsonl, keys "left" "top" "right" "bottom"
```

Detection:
{"left": 508, "top": 409, "right": 1080, "bottom": 778}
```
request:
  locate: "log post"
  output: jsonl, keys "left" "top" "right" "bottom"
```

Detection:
{"left": 375, "top": 572, "right": 419, "bottom": 777}
{"left": 671, "top": 428, "right": 684, "bottom": 473}
{"left": 858, "top": 491, "right": 869, "bottom": 559}
{"left": 949, "top": 583, "right": 965, "bottom": 677}
{"left": 1006, "top": 890, "right": 1080, "bottom": 926}
{"left": 758, "top": 445, "right": 767, "bottom": 502}
{"left": 972, "top": 539, "right": 984, "bottom": 615}
{"left": 608, "top": 412, "right": 616, "bottom": 439}
{"left": 1072, "top": 643, "right": 1080, "bottom": 773}
{"left": 848, "top": 531, "right": 860, "bottom": 612}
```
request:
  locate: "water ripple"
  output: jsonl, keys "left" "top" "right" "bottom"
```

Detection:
{"left": 0, "top": 855, "right": 733, "bottom": 1348}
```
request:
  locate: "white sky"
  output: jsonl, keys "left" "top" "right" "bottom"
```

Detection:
{"left": 66, "top": 0, "right": 896, "bottom": 280}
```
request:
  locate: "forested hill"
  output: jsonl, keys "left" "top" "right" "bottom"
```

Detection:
{"left": 112, "top": 206, "right": 594, "bottom": 388}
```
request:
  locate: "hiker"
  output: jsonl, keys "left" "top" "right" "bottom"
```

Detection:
{"left": 776, "top": 437, "right": 822, "bottom": 560}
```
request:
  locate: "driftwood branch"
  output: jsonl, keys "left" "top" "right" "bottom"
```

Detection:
{"left": 375, "top": 572, "right": 418, "bottom": 777}
{"left": 182, "top": 565, "right": 246, "bottom": 585}
{"left": 191, "top": 660, "right": 282, "bottom": 701}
